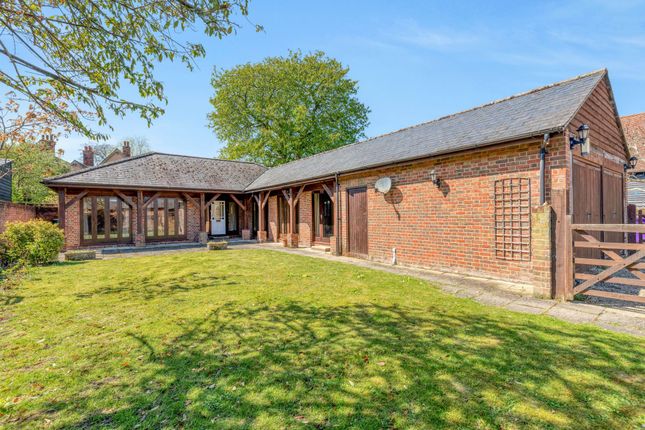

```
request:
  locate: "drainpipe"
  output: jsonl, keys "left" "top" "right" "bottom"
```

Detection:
{"left": 335, "top": 172, "right": 341, "bottom": 256}
{"left": 540, "top": 133, "right": 550, "bottom": 205}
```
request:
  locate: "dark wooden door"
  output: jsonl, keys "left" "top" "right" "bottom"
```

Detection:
{"left": 572, "top": 159, "right": 602, "bottom": 258}
{"left": 602, "top": 168, "right": 624, "bottom": 244}
{"left": 347, "top": 187, "right": 368, "bottom": 256}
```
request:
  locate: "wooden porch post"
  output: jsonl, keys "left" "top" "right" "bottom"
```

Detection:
{"left": 553, "top": 189, "right": 573, "bottom": 300}
{"left": 289, "top": 187, "right": 295, "bottom": 235}
{"left": 199, "top": 193, "right": 207, "bottom": 243}
{"left": 57, "top": 188, "right": 66, "bottom": 231}
{"left": 136, "top": 191, "right": 145, "bottom": 246}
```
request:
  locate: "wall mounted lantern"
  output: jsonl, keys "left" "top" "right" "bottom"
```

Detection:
{"left": 569, "top": 124, "right": 590, "bottom": 156}
{"left": 624, "top": 156, "right": 638, "bottom": 172}
{"left": 429, "top": 169, "right": 441, "bottom": 187}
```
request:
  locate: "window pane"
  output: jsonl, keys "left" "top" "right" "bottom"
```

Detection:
{"left": 228, "top": 202, "right": 237, "bottom": 231}
{"left": 313, "top": 193, "right": 320, "bottom": 235}
{"left": 109, "top": 197, "right": 118, "bottom": 238}
{"left": 147, "top": 204, "right": 155, "bottom": 237}
{"left": 122, "top": 205, "right": 130, "bottom": 238}
{"left": 167, "top": 199, "right": 176, "bottom": 236}
{"left": 157, "top": 198, "right": 166, "bottom": 236}
{"left": 96, "top": 198, "right": 106, "bottom": 238}
{"left": 178, "top": 200, "right": 185, "bottom": 235}
{"left": 83, "top": 197, "right": 93, "bottom": 240}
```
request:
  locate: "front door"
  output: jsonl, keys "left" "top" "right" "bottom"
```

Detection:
{"left": 313, "top": 191, "right": 333, "bottom": 243}
{"left": 347, "top": 187, "right": 368, "bottom": 256}
{"left": 210, "top": 201, "right": 226, "bottom": 235}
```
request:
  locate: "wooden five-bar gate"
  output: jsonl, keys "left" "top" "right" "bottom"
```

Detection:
{"left": 569, "top": 223, "right": 645, "bottom": 303}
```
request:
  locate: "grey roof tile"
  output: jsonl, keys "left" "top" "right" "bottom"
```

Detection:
{"left": 44, "top": 153, "right": 266, "bottom": 192}
{"left": 245, "top": 70, "right": 606, "bottom": 190}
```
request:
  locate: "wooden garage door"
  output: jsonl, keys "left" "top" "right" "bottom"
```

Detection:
{"left": 347, "top": 187, "right": 368, "bottom": 256}
{"left": 572, "top": 159, "right": 602, "bottom": 258}
{"left": 602, "top": 168, "right": 624, "bottom": 243}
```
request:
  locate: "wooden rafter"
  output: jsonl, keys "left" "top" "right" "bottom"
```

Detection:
{"left": 281, "top": 188, "right": 291, "bottom": 204}
{"left": 253, "top": 193, "right": 260, "bottom": 205}
{"left": 64, "top": 190, "right": 88, "bottom": 209}
{"left": 229, "top": 194, "right": 246, "bottom": 212}
{"left": 182, "top": 192, "right": 198, "bottom": 207}
{"left": 206, "top": 193, "right": 222, "bottom": 207}
{"left": 322, "top": 183, "right": 335, "bottom": 201}
{"left": 262, "top": 191, "right": 270, "bottom": 208}
{"left": 293, "top": 185, "right": 306, "bottom": 205}
{"left": 112, "top": 190, "right": 133, "bottom": 207}
{"left": 142, "top": 192, "right": 161, "bottom": 209}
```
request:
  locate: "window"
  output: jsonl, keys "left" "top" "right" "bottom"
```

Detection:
{"left": 278, "top": 196, "right": 298, "bottom": 235}
{"left": 227, "top": 202, "right": 237, "bottom": 232}
{"left": 145, "top": 197, "right": 186, "bottom": 240}
{"left": 494, "top": 178, "right": 531, "bottom": 261}
{"left": 81, "top": 196, "right": 131, "bottom": 243}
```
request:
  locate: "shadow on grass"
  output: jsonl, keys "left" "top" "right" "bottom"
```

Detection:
{"left": 53, "top": 301, "right": 642, "bottom": 429}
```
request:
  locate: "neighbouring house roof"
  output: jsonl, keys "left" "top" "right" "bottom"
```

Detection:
{"left": 622, "top": 112, "right": 645, "bottom": 172}
{"left": 45, "top": 69, "right": 614, "bottom": 193}
{"left": 245, "top": 69, "right": 608, "bottom": 190}
{"left": 628, "top": 176, "right": 645, "bottom": 208}
{"left": 44, "top": 153, "right": 267, "bottom": 192}
{"left": 101, "top": 148, "right": 127, "bottom": 165}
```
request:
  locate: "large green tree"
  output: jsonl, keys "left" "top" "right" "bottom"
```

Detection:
{"left": 6, "top": 142, "right": 70, "bottom": 204}
{"left": 208, "top": 51, "right": 370, "bottom": 166}
{"left": 0, "top": 0, "right": 258, "bottom": 140}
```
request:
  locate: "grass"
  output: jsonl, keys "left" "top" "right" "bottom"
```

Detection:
{"left": 1, "top": 249, "right": 643, "bottom": 429}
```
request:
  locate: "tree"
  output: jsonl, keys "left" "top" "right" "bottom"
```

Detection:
{"left": 0, "top": 0, "right": 259, "bottom": 140}
{"left": 6, "top": 142, "right": 70, "bottom": 204}
{"left": 85, "top": 135, "right": 151, "bottom": 164}
{"left": 208, "top": 51, "right": 370, "bottom": 167}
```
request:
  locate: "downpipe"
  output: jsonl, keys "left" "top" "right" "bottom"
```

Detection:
{"left": 540, "top": 133, "right": 550, "bottom": 205}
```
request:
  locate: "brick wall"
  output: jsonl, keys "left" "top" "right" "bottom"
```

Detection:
{"left": 333, "top": 137, "right": 564, "bottom": 292}
{"left": 0, "top": 202, "right": 37, "bottom": 233}
{"left": 298, "top": 190, "right": 313, "bottom": 247}
{"left": 64, "top": 194, "right": 81, "bottom": 249}
{"left": 268, "top": 195, "right": 278, "bottom": 242}
{"left": 186, "top": 198, "right": 201, "bottom": 242}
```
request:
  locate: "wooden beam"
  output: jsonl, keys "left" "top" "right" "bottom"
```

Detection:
{"left": 58, "top": 189, "right": 65, "bottom": 231}
{"left": 137, "top": 191, "right": 143, "bottom": 234}
{"left": 289, "top": 187, "right": 295, "bottom": 235}
{"left": 182, "top": 192, "right": 198, "bottom": 207}
{"left": 573, "top": 248, "right": 645, "bottom": 294}
{"left": 580, "top": 289, "right": 645, "bottom": 303}
{"left": 64, "top": 190, "right": 88, "bottom": 209}
{"left": 576, "top": 229, "right": 645, "bottom": 281}
{"left": 253, "top": 193, "right": 260, "bottom": 205}
{"left": 574, "top": 241, "right": 645, "bottom": 250}
{"left": 261, "top": 191, "right": 270, "bottom": 208}
{"left": 112, "top": 190, "right": 133, "bottom": 207}
{"left": 322, "top": 183, "right": 335, "bottom": 201}
{"left": 142, "top": 192, "right": 161, "bottom": 209}
{"left": 572, "top": 223, "right": 645, "bottom": 233}
{"left": 229, "top": 194, "right": 246, "bottom": 212}
{"left": 200, "top": 193, "right": 206, "bottom": 232}
{"left": 206, "top": 193, "right": 222, "bottom": 207}
{"left": 575, "top": 273, "right": 645, "bottom": 288}
{"left": 575, "top": 257, "right": 645, "bottom": 270}
{"left": 293, "top": 185, "right": 305, "bottom": 205}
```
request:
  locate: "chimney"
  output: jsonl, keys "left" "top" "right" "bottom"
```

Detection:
{"left": 82, "top": 145, "right": 95, "bottom": 167}
{"left": 122, "top": 141, "right": 131, "bottom": 158}
{"left": 40, "top": 134, "right": 56, "bottom": 153}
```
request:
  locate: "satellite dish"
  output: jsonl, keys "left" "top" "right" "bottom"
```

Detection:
{"left": 375, "top": 177, "right": 392, "bottom": 194}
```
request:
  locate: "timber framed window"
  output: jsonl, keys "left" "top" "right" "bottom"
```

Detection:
{"left": 81, "top": 196, "right": 131, "bottom": 244}
{"left": 494, "top": 178, "right": 531, "bottom": 261}
{"left": 145, "top": 197, "right": 186, "bottom": 240}
{"left": 278, "top": 196, "right": 298, "bottom": 235}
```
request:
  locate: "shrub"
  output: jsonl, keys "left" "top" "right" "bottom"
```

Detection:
{"left": 207, "top": 241, "right": 228, "bottom": 250}
{"left": 1, "top": 220, "right": 64, "bottom": 267}
{"left": 64, "top": 250, "right": 96, "bottom": 261}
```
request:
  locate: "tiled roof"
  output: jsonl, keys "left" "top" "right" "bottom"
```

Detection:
{"left": 46, "top": 70, "right": 609, "bottom": 192}
{"left": 622, "top": 113, "right": 645, "bottom": 172}
{"left": 44, "top": 153, "right": 267, "bottom": 192}
{"left": 246, "top": 70, "right": 606, "bottom": 190}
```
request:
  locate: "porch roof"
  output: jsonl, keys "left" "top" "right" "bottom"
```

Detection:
{"left": 43, "top": 153, "right": 267, "bottom": 192}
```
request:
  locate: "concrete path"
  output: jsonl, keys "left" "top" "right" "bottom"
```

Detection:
{"left": 233, "top": 242, "right": 645, "bottom": 337}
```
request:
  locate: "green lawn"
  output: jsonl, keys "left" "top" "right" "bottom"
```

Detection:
{"left": 1, "top": 250, "right": 643, "bottom": 429}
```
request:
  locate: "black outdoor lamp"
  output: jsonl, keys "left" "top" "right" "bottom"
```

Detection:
{"left": 429, "top": 169, "right": 441, "bottom": 187}
{"left": 569, "top": 124, "right": 590, "bottom": 155}
{"left": 624, "top": 156, "right": 638, "bottom": 171}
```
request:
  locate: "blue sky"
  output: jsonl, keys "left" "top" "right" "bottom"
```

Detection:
{"left": 58, "top": 0, "right": 645, "bottom": 161}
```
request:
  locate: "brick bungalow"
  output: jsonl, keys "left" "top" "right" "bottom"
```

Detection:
{"left": 44, "top": 69, "right": 630, "bottom": 298}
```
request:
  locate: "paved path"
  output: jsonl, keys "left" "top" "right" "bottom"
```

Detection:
{"left": 233, "top": 242, "right": 645, "bottom": 337}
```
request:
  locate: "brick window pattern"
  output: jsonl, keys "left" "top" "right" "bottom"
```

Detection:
{"left": 494, "top": 178, "right": 531, "bottom": 261}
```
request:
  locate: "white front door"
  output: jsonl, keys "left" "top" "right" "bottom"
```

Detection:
{"left": 210, "top": 201, "right": 226, "bottom": 235}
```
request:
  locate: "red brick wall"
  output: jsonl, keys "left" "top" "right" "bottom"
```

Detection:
{"left": 333, "top": 137, "right": 561, "bottom": 291}
{"left": 64, "top": 194, "right": 81, "bottom": 250}
{"left": 268, "top": 195, "right": 278, "bottom": 242}
{"left": 0, "top": 202, "right": 37, "bottom": 233}
{"left": 298, "top": 191, "right": 313, "bottom": 247}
